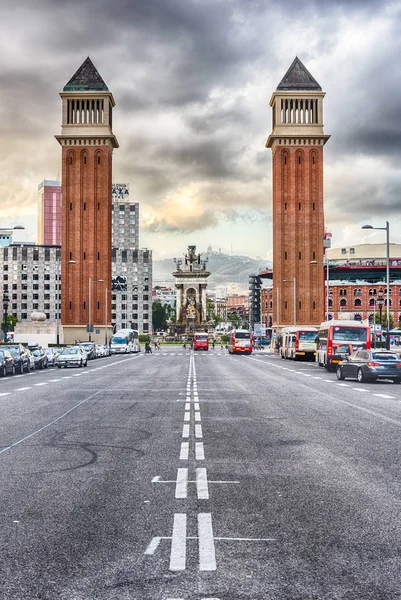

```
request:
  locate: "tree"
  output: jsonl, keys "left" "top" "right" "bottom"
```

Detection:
{"left": 152, "top": 301, "right": 168, "bottom": 331}
{"left": 377, "top": 311, "right": 394, "bottom": 330}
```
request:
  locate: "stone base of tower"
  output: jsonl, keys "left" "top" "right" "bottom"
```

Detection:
{"left": 61, "top": 325, "right": 113, "bottom": 346}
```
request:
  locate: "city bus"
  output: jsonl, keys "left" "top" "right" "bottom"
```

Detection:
{"left": 193, "top": 332, "right": 209, "bottom": 351}
{"left": 316, "top": 320, "right": 371, "bottom": 371}
{"left": 280, "top": 326, "right": 318, "bottom": 361}
{"left": 228, "top": 329, "right": 253, "bottom": 355}
{"left": 110, "top": 328, "right": 140, "bottom": 354}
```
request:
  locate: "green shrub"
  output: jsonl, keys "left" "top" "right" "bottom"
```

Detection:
{"left": 139, "top": 334, "right": 151, "bottom": 343}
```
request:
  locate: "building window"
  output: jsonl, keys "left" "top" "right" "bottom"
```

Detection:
{"left": 354, "top": 298, "right": 362, "bottom": 307}
{"left": 341, "top": 248, "right": 347, "bottom": 254}
{"left": 284, "top": 301, "right": 288, "bottom": 309}
{"left": 339, "top": 288, "right": 347, "bottom": 297}
{"left": 340, "top": 298, "right": 347, "bottom": 307}
{"left": 369, "top": 288, "right": 377, "bottom": 295}
{"left": 350, "top": 248, "right": 355, "bottom": 254}
{"left": 328, "top": 299, "right": 333, "bottom": 307}
{"left": 33, "top": 274, "right": 39, "bottom": 281}
{"left": 354, "top": 288, "right": 362, "bottom": 296}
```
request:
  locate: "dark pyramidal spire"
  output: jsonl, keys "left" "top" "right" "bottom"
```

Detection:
{"left": 277, "top": 57, "right": 321, "bottom": 91}
{"left": 63, "top": 57, "right": 109, "bottom": 92}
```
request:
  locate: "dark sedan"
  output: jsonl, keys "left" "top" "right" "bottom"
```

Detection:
{"left": 2, "top": 344, "right": 30, "bottom": 374}
{"left": 0, "top": 349, "right": 15, "bottom": 376}
{"left": 336, "top": 350, "right": 401, "bottom": 383}
{"left": 31, "top": 348, "right": 48, "bottom": 369}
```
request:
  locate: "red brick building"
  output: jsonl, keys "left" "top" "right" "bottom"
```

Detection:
{"left": 56, "top": 57, "right": 118, "bottom": 343}
{"left": 266, "top": 57, "right": 330, "bottom": 327}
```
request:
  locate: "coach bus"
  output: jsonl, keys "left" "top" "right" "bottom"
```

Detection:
{"left": 280, "top": 326, "right": 318, "bottom": 361}
{"left": 316, "top": 320, "right": 371, "bottom": 371}
{"left": 228, "top": 329, "right": 253, "bottom": 355}
{"left": 110, "top": 328, "right": 140, "bottom": 354}
{"left": 193, "top": 332, "right": 209, "bottom": 351}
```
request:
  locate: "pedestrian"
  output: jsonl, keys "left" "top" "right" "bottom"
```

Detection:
{"left": 212, "top": 340, "right": 215, "bottom": 350}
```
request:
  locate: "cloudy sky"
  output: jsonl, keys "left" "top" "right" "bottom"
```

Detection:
{"left": 1, "top": 0, "right": 401, "bottom": 261}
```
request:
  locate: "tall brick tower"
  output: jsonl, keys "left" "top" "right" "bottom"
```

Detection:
{"left": 56, "top": 57, "right": 118, "bottom": 344}
{"left": 266, "top": 57, "right": 330, "bottom": 328}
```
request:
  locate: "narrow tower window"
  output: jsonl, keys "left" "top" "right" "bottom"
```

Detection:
{"left": 97, "top": 156, "right": 101, "bottom": 164}
{"left": 299, "top": 252, "right": 302, "bottom": 259}
{"left": 298, "top": 202, "right": 301, "bottom": 210}
{"left": 97, "top": 301, "right": 100, "bottom": 309}
{"left": 69, "top": 301, "right": 72, "bottom": 309}
{"left": 312, "top": 202, "right": 316, "bottom": 210}
{"left": 97, "top": 252, "right": 100, "bottom": 260}
{"left": 284, "top": 251, "right": 287, "bottom": 260}
{"left": 83, "top": 203, "right": 86, "bottom": 211}
{"left": 69, "top": 157, "right": 73, "bottom": 165}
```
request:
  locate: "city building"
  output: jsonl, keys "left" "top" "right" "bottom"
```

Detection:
{"left": 249, "top": 274, "right": 262, "bottom": 330}
{"left": 111, "top": 183, "right": 152, "bottom": 333}
{"left": 266, "top": 57, "right": 330, "bottom": 327}
{"left": 112, "top": 183, "right": 139, "bottom": 249}
{"left": 0, "top": 244, "right": 61, "bottom": 324}
{"left": 111, "top": 248, "right": 152, "bottom": 332}
{"left": 226, "top": 294, "right": 249, "bottom": 326}
{"left": 152, "top": 286, "right": 176, "bottom": 307}
{"left": 37, "top": 180, "right": 62, "bottom": 245}
{"left": 55, "top": 57, "right": 118, "bottom": 344}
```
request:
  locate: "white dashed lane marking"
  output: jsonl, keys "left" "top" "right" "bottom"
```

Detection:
{"left": 0, "top": 392, "right": 11, "bottom": 396}
{"left": 195, "top": 442, "right": 205, "bottom": 460}
{"left": 373, "top": 393, "right": 395, "bottom": 399}
{"left": 15, "top": 387, "right": 32, "bottom": 391}
{"left": 180, "top": 442, "right": 189, "bottom": 460}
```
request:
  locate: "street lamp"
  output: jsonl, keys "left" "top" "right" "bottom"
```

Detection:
{"left": 88, "top": 278, "right": 104, "bottom": 342}
{"left": 310, "top": 258, "right": 331, "bottom": 321}
{"left": 2, "top": 290, "right": 10, "bottom": 341}
{"left": 362, "top": 221, "right": 390, "bottom": 349}
{"left": 283, "top": 278, "right": 296, "bottom": 326}
{"left": 105, "top": 288, "right": 112, "bottom": 346}
{"left": 377, "top": 288, "right": 384, "bottom": 345}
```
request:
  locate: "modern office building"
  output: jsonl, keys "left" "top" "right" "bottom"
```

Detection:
{"left": 37, "top": 180, "right": 62, "bottom": 245}
{"left": 110, "top": 182, "right": 152, "bottom": 332}
{"left": 0, "top": 229, "right": 14, "bottom": 248}
{"left": 0, "top": 244, "right": 61, "bottom": 324}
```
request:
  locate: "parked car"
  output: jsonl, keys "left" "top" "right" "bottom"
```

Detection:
{"left": 0, "top": 349, "right": 15, "bottom": 376}
{"left": 79, "top": 342, "right": 96, "bottom": 360}
{"left": 336, "top": 350, "right": 401, "bottom": 383}
{"left": 57, "top": 346, "right": 87, "bottom": 368}
{"left": 2, "top": 344, "right": 30, "bottom": 373}
{"left": 44, "top": 348, "right": 58, "bottom": 367}
{"left": 26, "top": 349, "right": 36, "bottom": 371}
{"left": 30, "top": 347, "right": 48, "bottom": 370}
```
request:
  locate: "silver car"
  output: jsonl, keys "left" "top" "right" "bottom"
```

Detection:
{"left": 56, "top": 346, "right": 87, "bottom": 368}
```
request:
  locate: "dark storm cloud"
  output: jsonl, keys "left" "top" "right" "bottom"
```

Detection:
{"left": 1, "top": 0, "right": 401, "bottom": 249}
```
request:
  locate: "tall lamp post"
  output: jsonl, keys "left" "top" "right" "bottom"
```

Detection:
{"left": 283, "top": 278, "right": 296, "bottom": 326}
{"left": 362, "top": 222, "right": 390, "bottom": 349}
{"left": 2, "top": 290, "right": 10, "bottom": 341}
{"left": 377, "top": 288, "right": 384, "bottom": 346}
{"left": 88, "top": 278, "right": 104, "bottom": 342}
{"left": 310, "top": 259, "right": 330, "bottom": 321}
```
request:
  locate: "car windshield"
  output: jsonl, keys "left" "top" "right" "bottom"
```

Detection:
{"left": 332, "top": 326, "right": 367, "bottom": 341}
{"left": 64, "top": 348, "right": 78, "bottom": 354}
{"left": 45, "top": 349, "right": 52, "bottom": 354}
{"left": 6, "top": 347, "right": 18, "bottom": 355}
{"left": 372, "top": 353, "right": 398, "bottom": 361}
{"left": 299, "top": 331, "right": 317, "bottom": 341}
{"left": 235, "top": 332, "right": 250, "bottom": 339}
{"left": 196, "top": 335, "right": 208, "bottom": 341}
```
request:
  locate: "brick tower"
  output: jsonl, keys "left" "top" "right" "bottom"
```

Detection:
{"left": 56, "top": 57, "right": 118, "bottom": 344}
{"left": 266, "top": 57, "right": 330, "bottom": 328}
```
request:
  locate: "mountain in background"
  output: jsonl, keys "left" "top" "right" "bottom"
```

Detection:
{"left": 153, "top": 250, "right": 271, "bottom": 294}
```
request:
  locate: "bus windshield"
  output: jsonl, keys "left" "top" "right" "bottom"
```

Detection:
{"left": 299, "top": 331, "right": 317, "bottom": 341}
{"left": 195, "top": 335, "right": 208, "bottom": 341}
{"left": 332, "top": 327, "right": 367, "bottom": 342}
{"left": 235, "top": 331, "right": 250, "bottom": 340}
{"left": 111, "top": 337, "right": 127, "bottom": 344}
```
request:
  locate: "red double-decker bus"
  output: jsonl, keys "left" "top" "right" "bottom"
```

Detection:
{"left": 193, "top": 333, "right": 209, "bottom": 351}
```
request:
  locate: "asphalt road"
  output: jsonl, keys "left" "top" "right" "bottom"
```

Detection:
{"left": 2, "top": 347, "right": 401, "bottom": 599}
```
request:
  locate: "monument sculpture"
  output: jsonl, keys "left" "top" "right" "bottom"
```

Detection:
{"left": 172, "top": 246, "right": 211, "bottom": 335}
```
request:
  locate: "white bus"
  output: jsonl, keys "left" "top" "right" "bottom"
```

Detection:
{"left": 110, "top": 329, "right": 140, "bottom": 354}
{"left": 280, "top": 326, "right": 318, "bottom": 361}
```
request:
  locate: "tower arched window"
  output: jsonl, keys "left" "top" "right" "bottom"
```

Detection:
{"left": 328, "top": 298, "right": 333, "bottom": 307}
{"left": 354, "top": 298, "right": 362, "bottom": 307}
{"left": 369, "top": 298, "right": 375, "bottom": 307}
{"left": 340, "top": 298, "right": 347, "bottom": 307}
